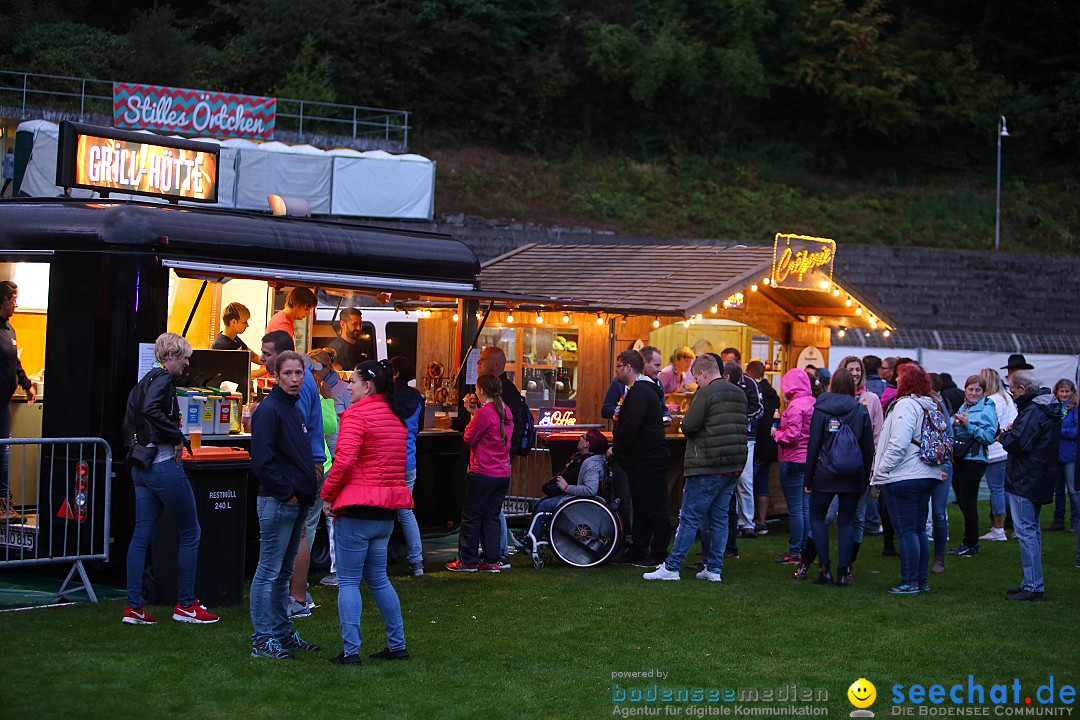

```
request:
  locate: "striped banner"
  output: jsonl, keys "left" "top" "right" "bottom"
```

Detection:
{"left": 113, "top": 82, "right": 276, "bottom": 140}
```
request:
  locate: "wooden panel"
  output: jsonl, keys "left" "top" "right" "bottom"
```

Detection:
{"left": 9, "top": 312, "right": 46, "bottom": 378}
{"left": 575, "top": 314, "right": 610, "bottom": 424}
{"left": 791, "top": 321, "right": 831, "bottom": 348}
{"left": 415, "top": 312, "right": 456, "bottom": 383}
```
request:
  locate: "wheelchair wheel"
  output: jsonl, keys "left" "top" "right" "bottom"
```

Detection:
{"left": 548, "top": 497, "right": 622, "bottom": 568}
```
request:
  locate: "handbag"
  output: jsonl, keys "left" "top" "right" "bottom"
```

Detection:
{"left": 952, "top": 436, "right": 976, "bottom": 463}
{"left": 541, "top": 477, "right": 565, "bottom": 498}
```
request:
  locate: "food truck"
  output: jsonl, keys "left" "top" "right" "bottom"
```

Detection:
{"left": 0, "top": 121, "right": 571, "bottom": 591}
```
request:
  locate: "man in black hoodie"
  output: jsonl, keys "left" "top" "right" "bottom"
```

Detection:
{"left": 1001, "top": 369, "right": 1062, "bottom": 602}
{"left": 611, "top": 349, "right": 671, "bottom": 566}
{"left": 249, "top": 350, "right": 319, "bottom": 659}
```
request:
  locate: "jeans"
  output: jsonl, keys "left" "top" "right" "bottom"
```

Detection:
{"left": 1053, "top": 462, "right": 1079, "bottom": 527}
{"left": 882, "top": 477, "right": 938, "bottom": 586}
{"left": 304, "top": 465, "right": 326, "bottom": 548}
{"left": 779, "top": 462, "right": 808, "bottom": 554}
{"left": 250, "top": 496, "right": 306, "bottom": 643}
{"left": 667, "top": 473, "right": 737, "bottom": 573}
{"left": 126, "top": 459, "right": 201, "bottom": 608}
{"left": 396, "top": 468, "right": 423, "bottom": 565}
{"left": 334, "top": 516, "right": 406, "bottom": 655}
{"left": 0, "top": 402, "right": 9, "bottom": 498}
{"left": 983, "top": 461, "right": 1007, "bottom": 515}
{"left": 930, "top": 464, "right": 952, "bottom": 558}
{"left": 1008, "top": 494, "right": 1045, "bottom": 593}
{"left": 954, "top": 460, "right": 988, "bottom": 547}
{"left": 458, "top": 473, "right": 509, "bottom": 564}
{"left": 809, "top": 491, "right": 859, "bottom": 568}
{"left": 624, "top": 461, "right": 671, "bottom": 562}
{"left": 736, "top": 439, "right": 756, "bottom": 529}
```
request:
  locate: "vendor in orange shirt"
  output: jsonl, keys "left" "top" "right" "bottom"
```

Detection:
{"left": 265, "top": 287, "right": 317, "bottom": 338}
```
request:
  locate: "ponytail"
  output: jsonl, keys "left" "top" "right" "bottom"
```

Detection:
{"left": 355, "top": 359, "right": 406, "bottom": 427}
{"left": 476, "top": 374, "right": 509, "bottom": 447}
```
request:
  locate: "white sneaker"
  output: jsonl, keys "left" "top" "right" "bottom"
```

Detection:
{"left": 643, "top": 565, "right": 681, "bottom": 581}
{"left": 980, "top": 527, "right": 1008, "bottom": 542}
{"left": 696, "top": 569, "right": 723, "bottom": 582}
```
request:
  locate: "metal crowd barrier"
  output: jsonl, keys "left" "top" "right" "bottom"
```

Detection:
{"left": 0, "top": 438, "right": 112, "bottom": 603}
{"left": 502, "top": 440, "right": 554, "bottom": 520}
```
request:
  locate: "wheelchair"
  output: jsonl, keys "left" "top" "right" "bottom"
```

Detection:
{"left": 511, "top": 495, "right": 623, "bottom": 569}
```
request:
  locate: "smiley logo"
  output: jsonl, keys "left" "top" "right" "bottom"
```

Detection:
{"left": 848, "top": 678, "right": 877, "bottom": 713}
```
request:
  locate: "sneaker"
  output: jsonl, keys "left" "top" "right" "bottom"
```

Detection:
{"left": 753, "top": 523, "right": 769, "bottom": 536}
{"left": 319, "top": 573, "right": 338, "bottom": 586}
{"left": 775, "top": 551, "right": 800, "bottom": 565}
{"left": 369, "top": 646, "right": 410, "bottom": 661}
{"left": 498, "top": 560, "right": 511, "bottom": 570}
{"left": 1006, "top": 590, "right": 1045, "bottom": 602}
{"left": 611, "top": 552, "right": 646, "bottom": 566}
{"left": 947, "top": 544, "right": 980, "bottom": 557}
{"left": 792, "top": 563, "right": 809, "bottom": 580}
{"left": 172, "top": 599, "right": 219, "bottom": 624}
{"left": 724, "top": 550, "right": 740, "bottom": 560}
{"left": 122, "top": 606, "right": 157, "bottom": 625}
{"left": 887, "top": 583, "right": 921, "bottom": 595}
{"left": 932, "top": 559, "right": 945, "bottom": 574}
{"left": 251, "top": 637, "right": 295, "bottom": 660}
{"left": 281, "top": 631, "right": 320, "bottom": 652}
{"left": 919, "top": 583, "right": 931, "bottom": 593}
{"left": 630, "top": 558, "right": 658, "bottom": 568}
{"left": 979, "top": 527, "right": 1007, "bottom": 542}
{"left": 738, "top": 527, "right": 757, "bottom": 539}
{"left": 329, "top": 652, "right": 362, "bottom": 665}
{"left": 863, "top": 525, "right": 884, "bottom": 536}
{"left": 643, "top": 565, "right": 681, "bottom": 581}
{"left": 696, "top": 568, "right": 723, "bottom": 582}
{"left": 305, "top": 591, "right": 316, "bottom": 610}
{"left": 445, "top": 558, "right": 478, "bottom": 572}
{"left": 288, "top": 597, "right": 312, "bottom": 618}
{"left": 409, "top": 563, "right": 424, "bottom": 577}
{"left": 477, "top": 562, "right": 501, "bottom": 573}
{"left": 1045, "top": 522, "right": 1066, "bottom": 531}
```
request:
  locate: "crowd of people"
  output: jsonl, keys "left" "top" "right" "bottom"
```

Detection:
{"left": 119, "top": 309, "right": 1077, "bottom": 663}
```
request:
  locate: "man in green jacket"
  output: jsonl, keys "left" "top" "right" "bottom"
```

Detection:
{"left": 644, "top": 353, "right": 747, "bottom": 582}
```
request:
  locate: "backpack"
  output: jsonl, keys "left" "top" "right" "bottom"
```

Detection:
{"left": 820, "top": 415, "right": 864, "bottom": 475}
{"left": 515, "top": 403, "right": 536, "bottom": 456}
{"left": 913, "top": 406, "right": 953, "bottom": 466}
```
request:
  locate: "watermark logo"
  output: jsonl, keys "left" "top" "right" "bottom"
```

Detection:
{"left": 849, "top": 678, "right": 877, "bottom": 717}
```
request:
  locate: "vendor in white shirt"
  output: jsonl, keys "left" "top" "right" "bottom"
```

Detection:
{"left": 658, "top": 346, "right": 695, "bottom": 393}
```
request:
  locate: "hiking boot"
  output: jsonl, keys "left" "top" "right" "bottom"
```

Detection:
{"left": 280, "top": 631, "right": 320, "bottom": 652}
{"left": 445, "top": 559, "right": 478, "bottom": 572}
{"left": 122, "top": 606, "right": 156, "bottom": 625}
{"left": 369, "top": 646, "right": 410, "bottom": 660}
{"left": 251, "top": 637, "right": 295, "bottom": 660}
{"left": 643, "top": 565, "right": 681, "bottom": 581}
{"left": 172, "top": 599, "right": 219, "bottom": 624}
{"left": 329, "top": 652, "right": 362, "bottom": 665}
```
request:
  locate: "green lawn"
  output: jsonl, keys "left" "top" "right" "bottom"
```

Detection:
{"left": 4, "top": 507, "right": 1079, "bottom": 720}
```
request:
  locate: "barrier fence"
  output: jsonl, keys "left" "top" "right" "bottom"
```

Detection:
{"left": 502, "top": 438, "right": 555, "bottom": 520}
{"left": 0, "top": 438, "right": 112, "bottom": 603}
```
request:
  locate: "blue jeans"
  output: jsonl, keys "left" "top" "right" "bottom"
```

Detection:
{"left": 0, "top": 402, "right": 9, "bottom": 498}
{"left": 1053, "top": 462, "right": 1079, "bottom": 527}
{"left": 983, "top": 461, "right": 1007, "bottom": 515}
{"left": 882, "top": 477, "right": 938, "bottom": 586}
{"left": 667, "top": 473, "right": 737, "bottom": 573}
{"left": 752, "top": 458, "right": 772, "bottom": 498}
{"left": 1007, "top": 493, "right": 1045, "bottom": 593}
{"left": 396, "top": 468, "right": 423, "bottom": 565}
{"left": 334, "top": 516, "right": 406, "bottom": 655}
{"left": 931, "top": 463, "right": 953, "bottom": 558}
{"left": 250, "top": 496, "right": 306, "bottom": 643}
{"left": 809, "top": 491, "right": 859, "bottom": 568}
{"left": 779, "top": 462, "right": 808, "bottom": 554}
{"left": 126, "top": 458, "right": 201, "bottom": 608}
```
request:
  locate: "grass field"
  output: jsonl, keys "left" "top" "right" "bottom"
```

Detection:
{"left": 4, "top": 505, "right": 1079, "bottom": 720}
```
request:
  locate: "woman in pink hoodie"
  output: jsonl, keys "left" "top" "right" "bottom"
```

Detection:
{"left": 772, "top": 368, "right": 817, "bottom": 564}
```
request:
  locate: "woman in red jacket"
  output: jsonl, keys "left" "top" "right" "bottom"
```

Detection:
{"left": 321, "top": 360, "right": 414, "bottom": 665}
{"left": 446, "top": 373, "right": 514, "bottom": 572}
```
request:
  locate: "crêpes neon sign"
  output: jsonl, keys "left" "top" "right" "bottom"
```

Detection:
{"left": 56, "top": 121, "right": 219, "bottom": 203}
{"left": 771, "top": 234, "right": 836, "bottom": 291}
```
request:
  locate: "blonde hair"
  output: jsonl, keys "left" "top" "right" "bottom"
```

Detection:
{"left": 979, "top": 368, "right": 1003, "bottom": 396}
{"left": 155, "top": 333, "right": 192, "bottom": 363}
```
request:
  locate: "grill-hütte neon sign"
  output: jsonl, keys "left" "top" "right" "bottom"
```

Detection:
{"left": 771, "top": 234, "right": 836, "bottom": 290}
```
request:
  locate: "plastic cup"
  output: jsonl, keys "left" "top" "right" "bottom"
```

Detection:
{"left": 189, "top": 426, "right": 202, "bottom": 451}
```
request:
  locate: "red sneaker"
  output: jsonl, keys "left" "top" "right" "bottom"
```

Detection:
{"left": 122, "top": 606, "right": 156, "bottom": 625}
{"left": 477, "top": 562, "right": 501, "bottom": 573}
{"left": 445, "top": 559, "right": 478, "bottom": 572}
{"left": 172, "top": 599, "right": 219, "bottom": 624}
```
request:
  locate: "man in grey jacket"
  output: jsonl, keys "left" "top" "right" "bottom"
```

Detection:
{"left": 644, "top": 354, "right": 747, "bottom": 582}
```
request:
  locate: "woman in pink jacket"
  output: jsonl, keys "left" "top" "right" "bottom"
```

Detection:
{"left": 321, "top": 360, "right": 414, "bottom": 665}
{"left": 773, "top": 368, "right": 816, "bottom": 564}
{"left": 447, "top": 373, "right": 515, "bottom": 572}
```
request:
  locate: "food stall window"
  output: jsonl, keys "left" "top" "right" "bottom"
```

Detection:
{"left": 384, "top": 321, "right": 417, "bottom": 365}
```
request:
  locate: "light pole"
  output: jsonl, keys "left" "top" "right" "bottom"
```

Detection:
{"left": 995, "top": 115, "right": 1010, "bottom": 251}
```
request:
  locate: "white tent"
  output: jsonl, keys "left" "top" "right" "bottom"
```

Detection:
{"left": 828, "top": 346, "right": 1079, "bottom": 387}
{"left": 14, "top": 120, "right": 435, "bottom": 219}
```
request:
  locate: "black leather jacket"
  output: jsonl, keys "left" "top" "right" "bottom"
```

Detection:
{"left": 122, "top": 367, "right": 184, "bottom": 448}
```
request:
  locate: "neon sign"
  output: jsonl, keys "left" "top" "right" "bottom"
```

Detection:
{"left": 537, "top": 409, "right": 579, "bottom": 427}
{"left": 57, "top": 121, "right": 219, "bottom": 203}
{"left": 772, "top": 234, "right": 836, "bottom": 291}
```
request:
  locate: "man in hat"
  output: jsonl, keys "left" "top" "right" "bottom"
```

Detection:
{"left": 1002, "top": 354, "right": 1035, "bottom": 385}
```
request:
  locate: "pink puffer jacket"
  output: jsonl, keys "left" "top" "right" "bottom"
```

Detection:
{"left": 322, "top": 394, "right": 413, "bottom": 513}
{"left": 774, "top": 368, "right": 816, "bottom": 463}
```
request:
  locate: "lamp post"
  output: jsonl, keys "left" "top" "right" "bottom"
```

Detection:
{"left": 995, "top": 115, "right": 1010, "bottom": 251}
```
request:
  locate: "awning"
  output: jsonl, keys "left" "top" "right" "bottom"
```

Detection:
{"left": 479, "top": 243, "right": 895, "bottom": 330}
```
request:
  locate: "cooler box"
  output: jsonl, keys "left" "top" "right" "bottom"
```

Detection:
{"left": 151, "top": 447, "right": 250, "bottom": 607}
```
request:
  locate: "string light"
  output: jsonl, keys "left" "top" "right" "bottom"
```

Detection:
{"left": 507, "top": 313, "right": 514, "bottom": 323}
{"left": 833, "top": 289, "right": 840, "bottom": 297}
{"left": 751, "top": 285, "right": 758, "bottom": 292}
{"left": 883, "top": 329, "right": 891, "bottom": 338}
{"left": 855, "top": 307, "right": 862, "bottom": 315}
{"left": 562, "top": 313, "right": 570, "bottom": 323}
{"left": 711, "top": 305, "right": 719, "bottom": 313}
{"left": 762, "top": 277, "right": 770, "bottom": 285}
{"left": 845, "top": 299, "right": 852, "bottom": 307}
{"left": 596, "top": 313, "right": 604, "bottom": 325}
{"left": 838, "top": 328, "right": 846, "bottom": 338}
{"left": 696, "top": 313, "right": 703, "bottom": 321}
{"left": 535, "top": 313, "right": 544, "bottom": 324}
{"left": 653, "top": 318, "right": 660, "bottom": 328}
{"left": 452, "top": 312, "right": 459, "bottom": 322}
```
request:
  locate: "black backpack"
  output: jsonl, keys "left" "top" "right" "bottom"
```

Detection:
{"left": 820, "top": 415, "right": 864, "bottom": 475}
